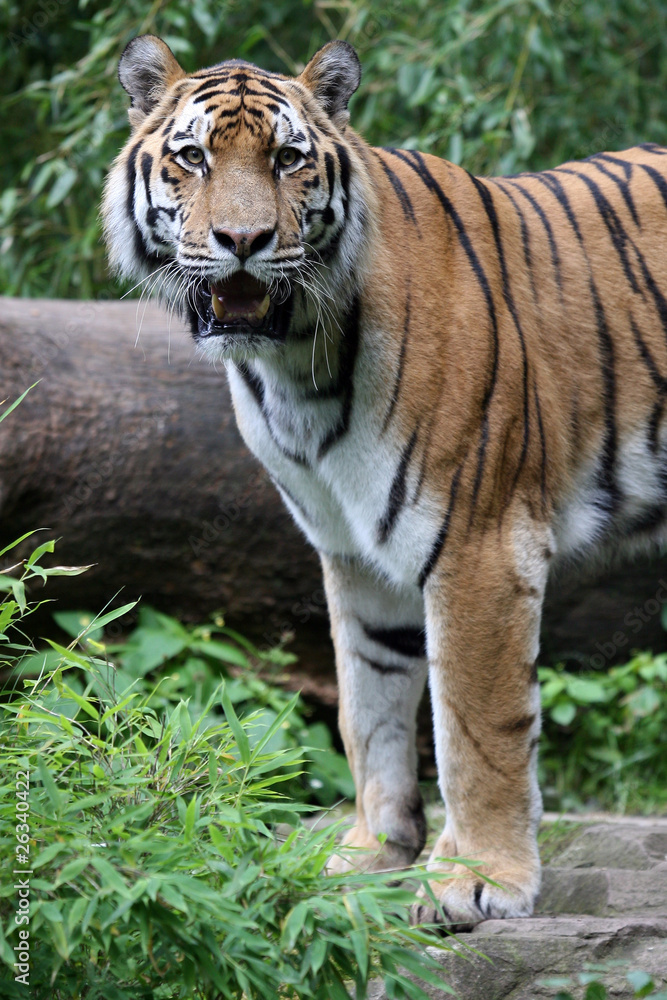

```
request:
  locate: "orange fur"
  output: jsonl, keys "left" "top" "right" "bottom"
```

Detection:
{"left": 103, "top": 37, "right": 667, "bottom": 927}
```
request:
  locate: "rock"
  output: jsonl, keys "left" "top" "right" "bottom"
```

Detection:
{"left": 367, "top": 816, "right": 667, "bottom": 1000}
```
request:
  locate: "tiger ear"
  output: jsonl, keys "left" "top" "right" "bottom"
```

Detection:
{"left": 298, "top": 41, "right": 361, "bottom": 129}
{"left": 118, "top": 35, "right": 185, "bottom": 127}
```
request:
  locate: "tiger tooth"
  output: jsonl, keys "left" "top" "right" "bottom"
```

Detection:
{"left": 211, "top": 293, "right": 226, "bottom": 321}
{"left": 254, "top": 294, "right": 271, "bottom": 320}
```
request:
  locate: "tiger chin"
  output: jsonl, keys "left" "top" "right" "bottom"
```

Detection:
{"left": 103, "top": 33, "right": 667, "bottom": 931}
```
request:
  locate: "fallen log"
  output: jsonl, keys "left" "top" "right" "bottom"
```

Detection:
{"left": 0, "top": 296, "right": 332, "bottom": 693}
{"left": 1, "top": 296, "right": 666, "bottom": 695}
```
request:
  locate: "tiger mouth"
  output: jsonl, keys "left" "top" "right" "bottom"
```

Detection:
{"left": 192, "top": 271, "right": 292, "bottom": 341}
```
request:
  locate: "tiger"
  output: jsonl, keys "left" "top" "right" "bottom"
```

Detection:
{"left": 103, "top": 33, "right": 667, "bottom": 929}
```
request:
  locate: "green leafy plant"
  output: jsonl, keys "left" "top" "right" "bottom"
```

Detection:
{"left": 539, "top": 653, "right": 667, "bottom": 813}
{"left": 0, "top": 384, "right": 91, "bottom": 671}
{"left": 27, "top": 604, "right": 355, "bottom": 809}
{"left": 541, "top": 967, "right": 667, "bottom": 999}
{"left": 0, "top": 642, "right": 457, "bottom": 999}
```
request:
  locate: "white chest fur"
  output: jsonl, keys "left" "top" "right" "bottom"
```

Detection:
{"left": 226, "top": 349, "right": 442, "bottom": 588}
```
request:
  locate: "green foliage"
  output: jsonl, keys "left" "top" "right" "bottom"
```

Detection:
{"left": 0, "top": 652, "right": 454, "bottom": 998}
{"left": 44, "top": 604, "right": 355, "bottom": 808}
{"left": 0, "top": 532, "right": 455, "bottom": 998}
{"left": 539, "top": 653, "right": 667, "bottom": 813}
{"left": 540, "top": 966, "right": 667, "bottom": 999}
{"left": 0, "top": 396, "right": 92, "bottom": 654}
{"left": 3, "top": 0, "right": 667, "bottom": 297}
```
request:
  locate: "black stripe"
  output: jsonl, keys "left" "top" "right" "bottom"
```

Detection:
{"left": 381, "top": 289, "right": 410, "bottom": 433}
{"left": 629, "top": 314, "right": 667, "bottom": 392}
{"left": 235, "top": 360, "right": 264, "bottom": 408}
{"left": 412, "top": 413, "right": 435, "bottom": 506}
{"left": 358, "top": 653, "right": 410, "bottom": 677}
{"left": 385, "top": 149, "right": 500, "bottom": 522}
{"left": 192, "top": 87, "right": 236, "bottom": 104}
{"left": 335, "top": 143, "right": 351, "bottom": 204}
{"left": 141, "top": 151, "right": 174, "bottom": 232}
{"left": 190, "top": 74, "right": 234, "bottom": 94}
{"left": 317, "top": 296, "right": 361, "bottom": 459}
{"left": 586, "top": 156, "right": 640, "bottom": 227}
{"left": 498, "top": 713, "right": 536, "bottom": 734}
{"left": 468, "top": 174, "right": 530, "bottom": 506}
{"left": 648, "top": 398, "right": 665, "bottom": 454}
{"left": 626, "top": 503, "right": 666, "bottom": 536}
{"left": 491, "top": 179, "right": 538, "bottom": 303}
{"left": 244, "top": 104, "right": 268, "bottom": 119}
{"left": 628, "top": 314, "right": 667, "bottom": 455}
{"left": 629, "top": 247, "right": 667, "bottom": 352}
{"left": 361, "top": 623, "right": 427, "bottom": 659}
{"left": 473, "top": 883, "right": 485, "bottom": 915}
{"left": 241, "top": 87, "right": 290, "bottom": 105}
{"left": 317, "top": 150, "right": 337, "bottom": 243}
{"left": 418, "top": 464, "right": 463, "bottom": 589}
{"left": 554, "top": 167, "right": 642, "bottom": 294}
{"left": 194, "top": 62, "right": 283, "bottom": 80}
{"left": 140, "top": 152, "right": 153, "bottom": 206}
{"left": 504, "top": 179, "right": 564, "bottom": 293}
{"left": 589, "top": 151, "right": 634, "bottom": 180}
{"left": 557, "top": 166, "right": 667, "bottom": 351}
{"left": 638, "top": 142, "right": 667, "bottom": 155}
{"left": 235, "top": 363, "right": 308, "bottom": 467}
{"left": 125, "top": 142, "right": 161, "bottom": 267}
{"left": 377, "top": 427, "right": 419, "bottom": 544}
{"left": 637, "top": 161, "right": 667, "bottom": 215}
{"left": 323, "top": 151, "right": 335, "bottom": 201}
{"left": 374, "top": 152, "right": 420, "bottom": 230}
{"left": 529, "top": 170, "right": 618, "bottom": 509}
{"left": 161, "top": 166, "right": 179, "bottom": 187}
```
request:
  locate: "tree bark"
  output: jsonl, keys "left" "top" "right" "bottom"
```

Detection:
{"left": 1, "top": 296, "right": 666, "bottom": 697}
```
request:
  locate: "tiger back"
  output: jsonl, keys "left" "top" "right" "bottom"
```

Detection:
{"left": 103, "top": 35, "right": 667, "bottom": 928}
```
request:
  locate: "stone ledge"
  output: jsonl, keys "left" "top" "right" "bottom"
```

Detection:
{"left": 537, "top": 867, "right": 667, "bottom": 916}
{"left": 367, "top": 817, "right": 667, "bottom": 1000}
{"left": 369, "top": 915, "right": 667, "bottom": 1000}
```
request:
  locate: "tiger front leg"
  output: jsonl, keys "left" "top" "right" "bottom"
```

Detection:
{"left": 321, "top": 554, "right": 429, "bottom": 874}
{"left": 414, "top": 511, "right": 551, "bottom": 928}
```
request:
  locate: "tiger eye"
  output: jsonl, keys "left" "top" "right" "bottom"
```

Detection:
{"left": 183, "top": 147, "right": 204, "bottom": 165}
{"left": 278, "top": 147, "right": 299, "bottom": 167}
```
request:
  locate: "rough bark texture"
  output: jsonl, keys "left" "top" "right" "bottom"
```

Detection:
{"left": 1, "top": 296, "right": 667, "bottom": 696}
{"left": 0, "top": 296, "right": 331, "bottom": 696}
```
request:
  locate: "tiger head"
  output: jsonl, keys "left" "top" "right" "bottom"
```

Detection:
{"left": 103, "top": 35, "right": 375, "bottom": 360}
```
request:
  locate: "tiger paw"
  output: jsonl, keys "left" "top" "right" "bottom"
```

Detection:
{"left": 327, "top": 818, "right": 425, "bottom": 876}
{"left": 411, "top": 856, "right": 541, "bottom": 931}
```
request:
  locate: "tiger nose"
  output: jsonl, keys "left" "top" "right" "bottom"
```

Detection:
{"left": 213, "top": 227, "right": 275, "bottom": 258}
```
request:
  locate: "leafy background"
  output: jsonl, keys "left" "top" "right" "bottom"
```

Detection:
{"left": 2, "top": 5, "right": 667, "bottom": 995}
{"left": 2, "top": 0, "right": 667, "bottom": 813}
{"left": 2, "top": 0, "right": 667, "bottom": 298}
